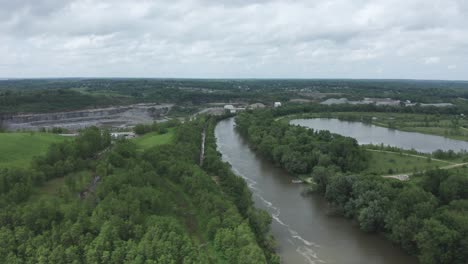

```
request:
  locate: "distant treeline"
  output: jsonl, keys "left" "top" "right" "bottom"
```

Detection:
{"left": 364, "top": 143, "right": 468, "bottom": 161}
{"left": 2, "top": 78, "right": 468, "bottom": 114}
{"left": 0, "top": 89, "right": 132, "bottom": 113}
{"left": 273, "top": 102, "right": 468, "bottom": 116}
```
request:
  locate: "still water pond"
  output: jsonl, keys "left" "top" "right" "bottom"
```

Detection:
{"left": 215, "top": 118, "right": 418, "bottom": 264}
{"left": 291, "top": 118, "right": 468, "bottom": 153}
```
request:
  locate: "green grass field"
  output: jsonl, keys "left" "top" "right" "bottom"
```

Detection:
{"left": 0, "top": 132, "right": 67, "bottom": 169}
{"left": 133, "top": 128, "right": 175, "bottom": 149}
{"left": 364, "top": 150, "right": 449, "bottom": 175}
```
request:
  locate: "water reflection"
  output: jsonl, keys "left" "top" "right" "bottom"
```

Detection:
{"left": 291, "top": 118, "right": 468, "bottom": 153}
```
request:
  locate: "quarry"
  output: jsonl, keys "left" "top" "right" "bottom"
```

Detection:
{"left": 1, "top": 103, "right": 173, "bottom": 131}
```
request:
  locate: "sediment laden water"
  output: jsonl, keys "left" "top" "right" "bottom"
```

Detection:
{"left": 215, "top": 118, "right": 418, "bottom": 264}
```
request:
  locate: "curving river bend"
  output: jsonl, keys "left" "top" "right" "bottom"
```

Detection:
{"left": 215, "top": 118, "right": 418, "bottom": 264}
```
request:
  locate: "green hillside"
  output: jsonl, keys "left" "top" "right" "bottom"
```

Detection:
{"left": 0, "top": 120, "right": 278, "bottom": 263}
{"left": 133, "top": 128, "right": 175, "bottom": 149}
{"left": 0, "top": 132, "right": 67, "bottom": 168}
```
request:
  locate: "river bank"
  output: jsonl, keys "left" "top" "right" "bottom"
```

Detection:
{"left": 279, "top": 112, "right": 468, "bottom": 142}
{"left": 215, "top": 117, "right": 418, "bottom": 264}
{"left": 291, "top": 118, "right": 468, "bottom": 153}
{"left": 233, "top": 109, "right": 468, "bottom": 263}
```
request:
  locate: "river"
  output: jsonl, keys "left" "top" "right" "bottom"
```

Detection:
{"left": 291, "top": 118, "right": 468, "bottom": 153}
{"left": 215, "top": 118, "right": 418, "bottom": 264}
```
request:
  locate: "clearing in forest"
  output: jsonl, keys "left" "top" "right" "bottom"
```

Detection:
{"left": 133, "top": 128, "right": 175, "bottom": 149}
{"left": 0, "top": 132, "right": 67, "bottom": 168}
{"left": 364, "top": 149, "right": 449, "bottom": 176}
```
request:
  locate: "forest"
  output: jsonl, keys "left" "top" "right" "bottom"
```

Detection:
{"left": 272, "top": 102, "right": 468, "bottom": 117}
{"left": 2, "top": 78, "right": 468, "bottom": 263}
{"left": 0, "top": 117, "right": 278, "bottom": 263}
{"left": 236, "top": 110, "right": 370, "bottom": 174}
{"left": 236, "top": 109, "right": 468, "bottom": 264}
{"left": 3, "top": 78, "right": 468, "bottom": 114}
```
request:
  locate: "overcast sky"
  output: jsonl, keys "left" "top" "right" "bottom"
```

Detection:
{"left": 1, "top": 0, "right": 467, "bottom": 80}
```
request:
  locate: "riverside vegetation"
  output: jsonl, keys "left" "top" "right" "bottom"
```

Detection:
{"left": 282, "top": 111, "right": 468, "bottom": 142}
{"left": 236, "top": 109, "right": 468, "bottom": 264}
{"left": 273, "top": 102, "right": 468, "bottom": 141}
{"left": 0, "top": 117, "right": 279, "bottom": 263}
{"left": 2, "top": 78, "right": 468, "bottom": 263}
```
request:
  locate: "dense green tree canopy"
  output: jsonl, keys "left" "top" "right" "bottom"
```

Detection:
{"left": 0, "top": 118, "right": 278, "bottom": 263}
{"left": 236, "top": 109, "right": 468, "bottom": 264}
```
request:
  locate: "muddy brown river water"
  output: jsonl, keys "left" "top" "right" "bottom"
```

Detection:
{"left": 215, "top": 118, "right": 418, "bottom": 264}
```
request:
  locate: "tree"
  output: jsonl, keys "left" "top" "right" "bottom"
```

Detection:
{"left": 311, "top": 166, "right": 334, "bottom": 193}
{"left": 416, "top": 219, "right": 459, "bottom": 264}
{"left": 439, "top": 174, "right": 468, "bottom": 203}
{"left": 386, "top": 187, "right": 438, "bottom": 253}
{"left": 325, "top": 174, "right": 356, "bottom": 211}
{"left": 358, "top": 200, "right": 387, "bottom": 232}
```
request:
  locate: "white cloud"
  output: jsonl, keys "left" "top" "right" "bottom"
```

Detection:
{"left": 0, "top": 0, "right": 467, "bottom": 79}
{"left": 424, "top": 56, "right": 441, "bottom": 65}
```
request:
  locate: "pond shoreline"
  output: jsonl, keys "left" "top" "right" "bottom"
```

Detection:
{"left": 279, "top": 112, "right": 468, "bottom": 142}
{"left": 215, "top": 117, "right": 418, "bottom": 264}
{"left": 291, "top": 118, "right": 468, "bottom": 153}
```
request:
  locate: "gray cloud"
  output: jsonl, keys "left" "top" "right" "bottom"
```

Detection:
{"left": 0, "top": 0, "right": 467, "bottom": 79}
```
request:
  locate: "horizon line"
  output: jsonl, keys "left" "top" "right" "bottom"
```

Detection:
{"left": 1, "top": 77, "right": 468, "bottom": 82}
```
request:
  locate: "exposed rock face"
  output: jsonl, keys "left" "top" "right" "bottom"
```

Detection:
{"left": 4, "top": 103, "right": 173, "bottom": 131}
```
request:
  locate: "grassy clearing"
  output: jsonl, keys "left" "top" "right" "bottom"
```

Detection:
{"left": 284, "top": 112, "right": 468, "bottom": 141}
{"left": 133, "top": 128, "right": 175, "bottom": 149}
{"left": 364, "top": 150, "right": 448, "bottom": 175}
{"left": 0, "top": 132, "right": 67, "bottom": 168}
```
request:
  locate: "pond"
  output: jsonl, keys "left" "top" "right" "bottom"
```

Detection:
{"left": 215, "top": 118, "right": 418, "bottom": 264}
{"left": 291, "top": 118, "right": 468, "bottom": 153}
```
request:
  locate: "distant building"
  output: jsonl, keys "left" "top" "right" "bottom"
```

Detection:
{"left": 289, "top": 98, "right": 313, "bottom": 103}
{"left": 420, "top": 103, "right": 454, "bottom": 107}
{"left": 224, "top": 104, "right": 237, "bottom": 114}
{"left": 58, "top": 133, "right": 79, "bottom": 137}
{"left": 321, "top": 98, "right": 349, "bottom": 105}
{"left": 248, "top": 103, "right": 266, "bottom": 109}
{"left": 363, "top": 98, "right": 401, "bottom": 106}
{"left": 321, "top": 97, "right": 401, "bottom": 106}
{"left": 405, "top": 103, "right": 454, "bottom": 107}
{"left": 274, "top": 102, "right": 282, "bottom": 108}
{"left": 111, "top": 132, "right": 135, "bottom": 139}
